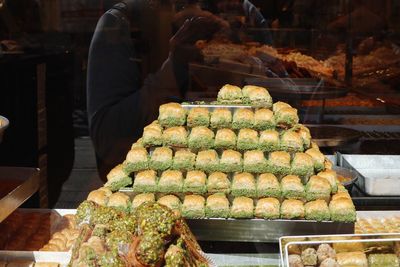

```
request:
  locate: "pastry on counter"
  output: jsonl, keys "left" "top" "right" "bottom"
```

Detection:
{"left": 207, "top": 172, "right": 231, "bottom": 194}
{"left": 336, "top": 251, "right": 367, "bottom": 267}
{"left": 210, "top": 108, "right": 232, "bottom": 129}
{"left": 318, "top": 169, "right": 339, "bottom": 193}
{"left": 254, "top": 197, "right": 280, "bottom": 219}
{"left": 231, "top": 172, "right": 256, "bottom": 197}
{"left": 133, "top": 170, "right": 158, "bottom": 192}
{"left": 295, "top": 124, "right": 311, "bottom": 150}
{"left": 105, "top": 164, "right": 132, "bottom": 191}
{"left": 205, "top": 193, "right": 230, "bottom": 218}
{"left": 188, "top": 126, "right": 215, "bottom": 150}
{"left": 217, "top": 84, "right": 243, "bottom": 103}
{"left": 123, "top": 147, "right": 149, "bottom": 174}
{"left": 181, "top": 195, "right": 205, "bottom": 219}
{"left": 281, "top": 199, "right": 305, "bottom": 219}
{"left": 107, "top": 192, "right": 131, "bottom": 212}
{"left": 158, "top": 102, "right": 186, "bottom": 127}
{"left": 132, "top": 193, "right": 155, "bottom": 209}
{"left": 305, "top": 199, "right": 330, "bottom": 222}
{"left": 87, "top": 189, "right": 110, "bottom": 206}
{"left": 157, "top": 195, "right": 181, "bottom": 214}
{"left": 280, "top": 131, "right": 304, "bottom": 152}
{"left": 273, "top": 102, "right": 299, "bottom": 128}
{"left": 281, "top": 175, "right": 305, "bottom": 200}
{"left": 242, "top": 85, "right": 273, "bottom": 107}
{"left": 237, "top": 128, "right": 259, "bottom": 150}
{"left": 183, "top": 170, "right": 207, "bottom": 194}
{"left": 214, "top": 128, "right": 236, "bottom": 149}
{"left": 219, "top": 149, "right": 243, "bottom": 173}
{"left": 305, "top": 148, "right": 325, "bottom": 172}
{"left": 171, "top": 149, "right": 196, "bottom": 171}
{"left": 256, "top": 173, "right": 281, "bottom": 198}
{"left": 187, "top": 107, "right": 210, "bottom": 127}
{"left": 329, "top": 197, "right": 356, "bottom": 222}
{"left": 158, "top": 170, "right": 184, "bottom": 193}
{"left": 195, "top": 149, "right": 219, "bottom": 172}
{"left": 243, "top": 150, "right": 267, "bottom": 174}
{"left": 259, "top": 129, "right": 280, "bottom": 152}
{"left": 291, "top": 152, "right": 314, "bottom": 180}
{"left": 162, "top": 126, "right": 188, "bottom": 147}
{"left": 149, "top": 147, "right": 173, "bottom": 171}
{"left": 268, "top": 151, "right": 291, "bottom": 176}
{"left": 232, "top": 109, "right": 254, "bottom": 129}
{"left": 142, "top": 120, "right": 163, "bottom": 146}
{"left": 254, "top": 108, "right": 276, "bottom": 130}
{"left": 305, "top": 175, "right": 332, "bottom": 202}
{"left": 230, "top": 197, "right": 254, "bottom": 219}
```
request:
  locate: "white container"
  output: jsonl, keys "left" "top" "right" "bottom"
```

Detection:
{"left": 342, "top": 155, "right": 400, "bottom": 196}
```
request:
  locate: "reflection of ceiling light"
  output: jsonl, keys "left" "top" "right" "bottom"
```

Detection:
{"left": 0, "top": 0, "right": 3, "bottom": 9}
{"left": 376, "top": 98, "right": 385, "bottom": 103}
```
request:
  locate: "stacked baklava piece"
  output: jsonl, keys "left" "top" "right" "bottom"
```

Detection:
{"left": 104, "top": 84, "right": 356, "bottom": 222}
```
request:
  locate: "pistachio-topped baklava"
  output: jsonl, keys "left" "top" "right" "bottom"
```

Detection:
{"left": 187, "top": 107, "right": 210, "bottom": 127}
{"left": 158, "top": 102, "right": 186, "bottom": 127}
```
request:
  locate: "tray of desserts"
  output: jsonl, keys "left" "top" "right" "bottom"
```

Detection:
{"left": 279, "top": 233, "right": 400, "bottom": 267}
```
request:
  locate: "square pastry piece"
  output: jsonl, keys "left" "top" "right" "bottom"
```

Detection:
{"left": 231, "top": 172, "right": 256, "bottom": 197}
{"left": 217, "top": 84, "right": 243, "bottom": 103}
{"left": 254, "top": 108, "right": 276, "bottom": 130}
{"left": 230, "top": 197, "right": 254, "bottom": 219}
{"left": 242, "top": 85, "right": 273, "bottom": 107}
{"left": 305, "top": 175, "right": 331, "bottom": 202}
{"left": 133, "top": 170, "right": 158, "bottom": 192}
{"left": 281, "top": 175, "right": 305, "bottom": 200}
{"left": 255, "top": 197, "right": 280, "bottom": 219}
{"left": 183, "top": 170, "right": 207, "bottom": 194}
{"left": 182, "top": 195, "right": 205, "bottom": 219}
{"left": 259, "top": 130, "right": 280, "bottom": 152}
{"left": 195, "top": 149, "right": 219, "bottom": 172}
{"left": 305, "top": 148, "right": 325, "bottom": 172}
{"left": 158, "top": 170, "right": 184, "bottom": 193}
{"left": 281, "top": 199, "right": 305, "bottom": 219}
{"left": 105, "top": 164, "right": 132, "bottom": 191}
{"left": 296, "top": 124, "right": 311, "bottom": 149}
{"left": 214, "top": 128, "right": 237, "bottom": 149}
{"left": 243, "top": 150, "right": 268, "bottom": 173}
{"left": 149, "top": 147, "right": 173, "bottom": 171}
{"left": 188, "top": 126, "right": 215, "bottom": 150}
{"left": 256, "top": 173, "right": 281, "bottom": 198}
{"left": 205, "top": 193, "right": 230, "bottom": 218}
{"left": 219, "top": 149, "right": 243, "bottom": 172}
{"left": 280, "top": 131, "right": 304, "bottom": 152}
{"left": 171, "top": 149, "right": 196, "bottom": 171}
{"left": 268, "top": 151, "right": 291, "bottom": 176}
{"left": 207, "top": 172, "right": 231, "bottom": 194}
{"left": 291, "top": 152, "right": 314, "bottom": 181}
{"left": 273, "top": 102, "right": 299, "bottom": 128}
{"left": 162, "top": 126, "right": 188, "bottom": 147}
{"left": 132, "top": 193, "right": 155, "bottom": 209}
{"left": 329, "top": 197, "right": 356, "bottom": 222}
{"left": 317, "top": 169, "right": 338, "bottom": 193}
{"left": 123, "top": 147, "right": 149, "bottom": 174}
{"left": 158, "top": 102, "right": 186, "bottom": 127}
{"left": 304, "top": 199, "right": 330, "bottom": 221}
{"left": 187, "top": 107, "right": 210, "bottom": 127}
{"left": 210, "top": 108, "right": 232, "bottom": 129}
{"left": 157, "top": 195, "right": 181, "bottom": 213}
{"left": 237, "top": 128, "right": 259, "bottom": 150}
{"left": 232, "top": 109, "right": 254, "bottom": 129}
{"left": 142, "top": 121, "right": 163, "bottom": 146}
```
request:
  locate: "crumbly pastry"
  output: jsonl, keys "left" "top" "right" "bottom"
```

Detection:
{"left": 162, "top": 126, "right": 188, "bottom": 147}
{"left": 205, "top": 193, "right": 230, "bottom": 218}
{"left": 305, "top": 175, "right": 332, "bottom": 202}
{"left": 231, "top": 172, "right": 256, "bottom": 197}
{"left": 329, "top": 197, "right": 356, "bottom": 222}
{"left": 305, "top": 199, "right": 330, "bottom": 222}
{"left": 142, "top": 120, "right": 163, "bottom": 146}
{"left": 158, "top": 170, "right": 184, "bottom": 193}
{"left": 254, "top": 108, "right": 275, "bottom": 130}
{"left": 188, "top": 126, "right": 215, "bottom": 150}
{"left": 87, "top": 189, "right": 109, "bottom": 206}
{"left": 318, "top": 169, "right": 339, "bottom": 193}
{"left": 207, "top": 172, "right": 231, "bottom": 194}
{"left": 268, "top": 151, "right": 291, "bottom": 176}
{"left": 171, "top": 149, "right": 196, "bottom": 171}
{"left": 132, "top": 193, "right": 155, "bottom": 209}
{"left": 133, "top": 170, "right": 158, "bottom": 192}
{"left": 232, "top": 109, "right": 254, "bottom": 129}
{"left": 210, "top": 108, "right": 232, "bottom": 129}
{"left": 123, "top": 147, "right": 149, "bottom": 173}
{"left": 301, "top": 248, "right": 318, "bottom": 266}
{"left": 183, "top": 170, "right": 207, "bottom": 194}
{"left": 157, "top": 195, "right": 181, "bottom": 213}
{"left": 305, "top": 148, "right": 325, "bottom": 172}
{"left": 149, "top": 147, "right": 173, "bottom": 171}
{"left": 242, "top": 85, "right": 273, "bottom": 107}
{"left": 281, "top": 199, "right": 305, "bottom": 219}
{"left": 107, "top": 192, "right": 131, "bottom": 212}
{"left": 230, "top": 197, "right": 254, "bottom": 219}
{"left": 281, "top": 175, "right": 305, "bottom": 200}
{"left": 291, "top": 152, "right": 314, "bottom": 181}
{"left": 218, "top": 149, "right": 243, "bottom": 172}
{"left": 237, "top": 128, "right": 259, "bottom": 150}
{"left": 259, "top": 129, "right": 280, "bottom": 152}
{"left": 217, "top": 84, "right": 243, "bottom": 103}
{"left": 181, "top": 195, "right": 205, "bottom": 219}
{"left": 214, "top": 128, "right": 237, "bottom": 149}
{"left": 243, "top": 150, "right": 268, "bottom": 173}
{"left": 195, "top": 149, "right": 219, "bottom": 172}
{"left": 256, "top": 173, "right": 281, "bottom": 198}
{"left": 187, "top": 107, "right": 210, "bottom": 127}
{"left": 336, "top": 252, "right": 368, "bottom": 267}
{"left": 158, "top": 102, "right": 186, "bottom": 127}
{"left": 254, "top": 197, "right": 280, "bottom": 219}
{"left": 280, "top": 131, "right": 304, "bottom": 152}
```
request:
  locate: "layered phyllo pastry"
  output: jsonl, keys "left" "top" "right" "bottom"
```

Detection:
{"left": 231, "top": 172, "right": 256, "bottom": 197}
{"left": 182, "top": 195, "right": 205, "bottom": 219}
{"left": 188, "top": 126, "right": 215, "bottom": 150}
{"left": 171, "top": 149, "right": 196, "bottom": 171}
{"left": 207, "top": 172, "right": 231, "bottom": 194}
{"left": 237, "top": 128, "right": 259, "bottom": 150}
{"left": 243, "top": 150, "right": 268, "bottom": 173}
{"left": 218, "top": 149, "right": 243, "bottom": 173}
{"left": 281, "top": 199, "right": 305, "bottom": 219}
{"left": 256, "top": 173, "right": 281, "bottom": 198}
{"left": 268, "top": 151, "right": 291, "bottom": 175}
{"left": 183, "top": 170, "right": 207, "bottom": 194}
{"left": 158, "top": 170, "right": 184, "bottom": 193}
{"left": 230, "top": 197, "right": 254, "bottom": 219}
{"left": 217, "top": 84, "right": 243, "bottom": 103}
{"left": 142, "top": 121, "right": 163, "bottom": 146}
{"left": 133, "top": 170, "right": 158, "bottom": 192}
{"left": 281, "top": 175, "right": 305, "bottom": 200}
{"left": 205, "top": 193, "right": 230, "bottom": 218}
{"left": 304, "top": 199, "right": 330, "bottom": 222}
{"left": 259, "top": 129, "right": 280, "bottom": 152}
{"left": 214, "top": 128, "right": 236, "bottom": 149}
{"left": 105, "top": 164, "right": 132, "bottom": 191}
{"left": 242, "top": 85, "right": 273, "bottom": 107}
{"left": 123, "top": 147, "right": 149, "bottom": 173}
{"left": 187, "top": 107, "right": 210, "bottom": 127}
{"left": 254, "top": 197, "right": 280, "bottom": 219}
{"left": 158, "top": 102, "right": 186, "bottom": 127}
{"left": 195, "top": 149, "right": 220, "bottom": 172}
{"left": 210, "top": 108, "right": 232, "bottom": 129}
{"left": 232, "top": 109, "right": 254, "bottom": 129}
{"left": 162, "top": 126, "right": 188, "bottom": 147}
{"left": 149, "top": 147, "right": 173, "bottom": 171}
{"left": 254, "top": 108, "right": 276, "bottom": 130}
{"left": 132, "top": 193, "right": 155, "bottom": 209}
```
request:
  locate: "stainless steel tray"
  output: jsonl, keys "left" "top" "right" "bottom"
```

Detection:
{"left": 0, "top": 251, "right": 71, "bottom": 266}
{"left": 0, "top": 167, "right": 40, "bottom": 222}
{"left": 338, "top": 154, "right": 400, "bottom": 196}
{"left": 279, "top": 233, "right": 400, "bottom": 267}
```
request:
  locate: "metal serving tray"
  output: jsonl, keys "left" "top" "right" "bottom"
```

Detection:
{"left": 0, "top": 251, "right": 71, "bottom": 267}
{"left": 338, "top": 154, "right": 400, "bottom": 196}
{"left": 279, "top": 233, "right": 400, "bottom": 267}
